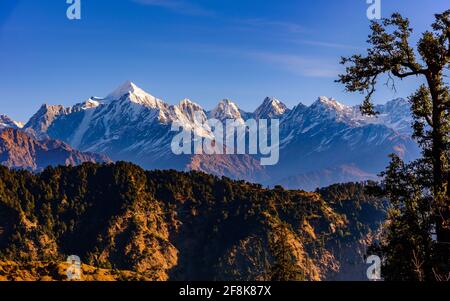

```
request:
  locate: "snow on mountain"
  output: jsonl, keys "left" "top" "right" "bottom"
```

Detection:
{"left": 24, "top": 104, "right": 73, "bottom": 139}
{"left": 0, "top": 115, "right": 23, "bottom": 129}
{"left": 280, "top": 97, "right": 351, "bottom": 139}
{"left": 281, "top": 96, "right": 413, "bottom": 136}
{"left": 78, "top": 98, "right": 102, "bottom": 110}
{"left": 107, "top": 81, "right": 163, "bottom": 106}
{"left": 14, "top": 81, "right": 418, "bottom": 190}
{"left": 270, "top": 96, "right": 419, "bottom": 189}
{"left": 171, "top": 99, "right": 212, "bottom": 139}
{"left": 254, "top": 97, "right": 289, "bottom": 119}
{"left": 175, "top": 98, "right": 205, "bottom": 124}
{"left": 314, "top": 96, "right": 348, "bottom": 112}
{"left": 208, "top": 99, "right": 243, "bottom": 121}
{"left": 373, "top": 98, "right": 413, "bottom": 135}
{"left": 21, "top": 82, "right": 213, "bottom": 170}
{"left": 308, "top": 96, "right": 357, "bottom": 124}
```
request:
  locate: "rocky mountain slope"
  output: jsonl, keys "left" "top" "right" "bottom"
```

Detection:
{"left": 0, "top": 128, "right": 110, "bottom": 171}
{"left": 254, "top": 97, "right": 289, "bottom": 119}
{"left": 0, "top": 162, "right": 386, "bottom": 281}
{"left": 271, "top": 97, "right": 418, "bottom": 189}
{"left": 0, "top": 115, "right": 23, "bottom": 130}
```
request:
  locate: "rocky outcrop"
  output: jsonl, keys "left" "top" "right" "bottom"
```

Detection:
{"left": 0, "top": 128, "right": 110, "bottom": 171}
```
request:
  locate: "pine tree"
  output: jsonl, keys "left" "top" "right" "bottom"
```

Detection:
{"left": 337, "top": 11, "right": 449, "bottom": 279}
{"left": 269, "top": 224, "right": 306, "bottom": 281}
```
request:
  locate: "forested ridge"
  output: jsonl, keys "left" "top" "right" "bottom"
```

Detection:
{"left": 0, "top": 162, "right": 385, "bottom": 281}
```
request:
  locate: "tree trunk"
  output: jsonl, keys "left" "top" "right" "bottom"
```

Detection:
{"left": 428, "top": 72, "right": 450, "bottom": 245}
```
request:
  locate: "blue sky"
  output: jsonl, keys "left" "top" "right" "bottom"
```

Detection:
{"left": 0, "top": 0, "right": 448, "bottom": 122}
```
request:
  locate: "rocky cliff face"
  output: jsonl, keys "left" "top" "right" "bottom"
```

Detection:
{"left": 0, "top": 128, "right": 110, "bottom": 171}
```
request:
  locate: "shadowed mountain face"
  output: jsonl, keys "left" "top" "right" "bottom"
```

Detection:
{"left": 275, "top": 165, "right": 379, "bottom": 191}
{"left": 0, "top": 128, "right": 111, "bottom": 171}
{"left": 0, "top": 115, "right": 22, "bottom": 130}
{"left": 7, "top": 81, "right": 420, "bottom": 190}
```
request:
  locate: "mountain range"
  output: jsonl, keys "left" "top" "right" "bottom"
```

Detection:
{"left": 0, "top": 81, "right": 420, "bottom": 190}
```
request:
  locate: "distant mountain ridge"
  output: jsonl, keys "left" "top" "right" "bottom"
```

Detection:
{"left": 2, "top": 81, "right": 420, "bottom": 189}
{"left": 272, "top": 96, "right": 418, "bottom": 189}
{"left": 0, "top": 128, "right": 111, "bottom": 171}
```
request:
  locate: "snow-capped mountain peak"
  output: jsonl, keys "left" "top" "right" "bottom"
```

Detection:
{"left": 305, "top": 97, "right": 354, "bottom": 124}
{"left": 283, "top": 102, "right": 307, "bottom": 123}
{"left": 24, "top": 104, "right": 72, "bottom": 138}
{"left": 313, "top": 96, "right": 348, "bottom": 111}
{"left": 84, "top": 98, "right": 101, "bottom": 109}
{"left": 106, "top": 81, "right": 165, "bottom": 109}
{"left": 254, "top": 97, "right": 288, "bottom": 119}
{"left": 0, "top": 115, "right": 23, "bottom": 129}
{"left": 173, "top": 98, "right": 207, "bottom": 125}
{"left": 372, "top": 98, "right": 412, "bottom": 135}
{"left": 178, "top": 98, "right": 203, "bottom": 111}
{"left": 209, "top": 99, "right": 242, "bottom": 121}
{"left": 108, "top": 81, "right": 147, "bottom": 99}
{"left": 72, "top": 98, "right": 102, "bottom": 111}
{"left": 377, "top": 98, "right": 409, "bottom": 114}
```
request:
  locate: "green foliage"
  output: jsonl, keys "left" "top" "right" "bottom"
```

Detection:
{"left": 269, "top": 223, "right": 306, "bottom": 281}
{"left": 0, "top": 163, "right": 316, "bottom": 278}
{"left": 338, "top": 10, "right": 450, "bottom": 280}
{"left": 0, "top": 162, "right": 385, "bottom": 280}
{"left": 369, "top": 155, "right": 442, "bottom": 280}
{"left": 319, "top": 182, "right": 387, "bottom": 242}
